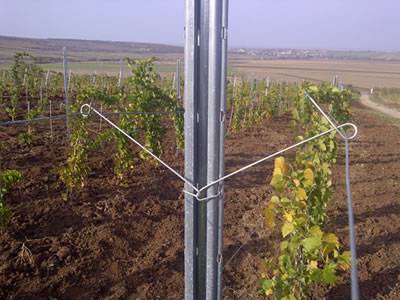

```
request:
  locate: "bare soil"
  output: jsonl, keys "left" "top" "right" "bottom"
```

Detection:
{"left": 0, "top": 102, "right": 399, "bottom": 299}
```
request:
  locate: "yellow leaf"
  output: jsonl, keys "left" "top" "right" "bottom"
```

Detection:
{"left": 284, "top": 211, "right": 293, "bottom": 223}
{"left": 273, "top": 167, "right": 283, "bottom": 176}
{"left": 310, "top": 226, "right": 323, "bottom": 239}
{"left": 274, "top": 156, "right": 288, "bottom": 175}
{"left": 296, "top": 187, "right": 307, "bottom": 201}
{"left": 264, "top": 202, "right": 276, "bottom": 228}
{"left": 308, "top": 260, "right": 318, "bottom": 270}
{"left": 293, "top": 179, "right": 300, "bottom": 187}
{"left": 322, "top": 233, "right": 340, "bottom": 256}
{"left": 270, "top": 195, "right": 280, "bottom": 204}
{"left": 304, "top": 168, "right": 314, "bottom": 187}
{"left": 338, "top": 251, "right": 351, "bottom": 271}
{"left": 323, "top": 233, "right": 339, "bottom": 247}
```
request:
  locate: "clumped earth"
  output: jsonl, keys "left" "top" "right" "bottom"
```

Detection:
{"left": 0, "top": 102, "right": 399, "bottom": 299}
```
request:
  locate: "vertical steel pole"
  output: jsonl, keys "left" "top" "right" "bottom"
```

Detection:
{"left": 206, "top": 0, "right": 223, "bottom": 298}
{"left": 118, "top": 59, "right": 123, "bottom": 88}
{"left": 192, "top": 0, "right": 210, "bottom": 298}
{"left": 184, "top": 0, "right": 199, "bottom": 298}
{"left": 217, "top": 1, "right": 228, "bottom": 298}
{"left": 185, "top": 0, "right": 226, "bottom": 298}
{"left": 62, "top": 47, "right": 70, "bottom": 138}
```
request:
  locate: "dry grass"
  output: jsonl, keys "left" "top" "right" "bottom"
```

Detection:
{"left": 15, "top": 243, "right": 34, "bottom": 267}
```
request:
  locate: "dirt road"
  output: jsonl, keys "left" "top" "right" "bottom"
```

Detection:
{"left": 360, "top": 93, "right": 400, "bottom": 119}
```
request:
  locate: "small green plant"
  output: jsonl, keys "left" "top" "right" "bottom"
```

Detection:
{"left": 0, "top": 170, "right": 22, "bottom": 226}
{"left": 59, "top": 85, "right": 99, "bottom": 192}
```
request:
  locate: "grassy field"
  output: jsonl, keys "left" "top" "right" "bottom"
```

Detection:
{"left": 231, "top": 59, "right": 400, "bottom": 89}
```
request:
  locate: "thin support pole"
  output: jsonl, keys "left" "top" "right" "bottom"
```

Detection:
{"left": 68, "top": 69, "right": 73, "bottom": 93}
{"left": 183, "top": 5, "right": 198, "bottom": 292}
{"left": 118, "top": 59, "right": 123, "bottom": 88}
{"left": 99, "top": 103, "right": 103, "bottom": 131}
{"left": 45, "top": 70, "right": 50, "bottom": 87}
{"left": 345, "top": 139, "right": 360, "bottom": 300}
{"left": 49, "top": 100, "right": 53, "bottom": 140}
{"left": 197, "top": 1, "right": 210, "bottom": 298}
{"left": 217, "top": 0, "right": 228, "bottom": 298}
{"left": 63, "top": 47, "right": 70, "bottom": 139}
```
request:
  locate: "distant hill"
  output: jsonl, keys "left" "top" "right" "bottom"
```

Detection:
{"left": 0, "top": 35, "right": 183, "bottom": 64}
{"left": 1, "top": 35, "right": 399, "bottom": 66}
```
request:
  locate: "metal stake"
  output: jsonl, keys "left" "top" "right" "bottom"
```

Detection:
{"left": 206, "top": 0, "right": 223, "bottom": 298}
{"left": 49, "top": 99, "right": 53, "bottom": 140}
{"left": 184, "top": 0, "right": 200, "bottom": 298}
{"left": 217, "top": 1, "right": 228, "bottom": 298}
{"left": 118, "top": 59, "right": 123, "bottom": 88}
{"left": 63, "top": 47, "right": 70, "bottom": 139}
{"left": 184, "top": 0, "right": 226, "bottom": 298}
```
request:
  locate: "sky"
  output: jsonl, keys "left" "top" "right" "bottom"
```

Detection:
{"left": 0, "top": 0, "right": 399, "bottom": 51}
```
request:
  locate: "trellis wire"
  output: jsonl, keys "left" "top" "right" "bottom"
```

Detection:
{"left": 0, "top": 110, "right": 183, "bottom": 126}
{"left": 80, "top": 104, "right": 197, "bottom": 191}
{"left": 79, "top": 103, "right": 358, "bottom": 200}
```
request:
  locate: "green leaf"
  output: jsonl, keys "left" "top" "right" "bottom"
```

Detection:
{"left": 321, "top": 263, "right": 337, "bottom": 284}
{"left": 338, "top": 251, "right": 351, "bottom": 270}
{"left": 282, "top": 222, "right": 295, "bottom": 238}
{"left": 310, "top": 226, "right": 323, "bottom": 239}
{"left": 318, "top": 139, "right": 327, "bottom": 151}
{"left": 270, "top": 174, "right": 285, "bottom": 191}
{"left": 322, "top": 233, "right": 339, "bottom": 247}
{"left": 303, "top": 168, "right": 314, "bottom": 187}
{"left": 260, "top": 278, "right": 274, "bottom": 291}
{"left": 302, "top": 236, "right": 322, "bottom": 253}
{"left": 280, "top": 241, "right": 289, "bottom": 251}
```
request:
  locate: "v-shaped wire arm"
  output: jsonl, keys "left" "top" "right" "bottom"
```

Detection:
{"left": 80, "top": 102, "right": 358, "bottom": 202}
{"left": 81, "top": 90, "right": 360, "bottom": 299}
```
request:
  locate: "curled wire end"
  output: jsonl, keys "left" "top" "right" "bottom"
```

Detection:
{"left": 338, "top": 123, "right": 358, "bottom": 140}
{"left": 80, "top": 104, "right": 91, "bottom": 118}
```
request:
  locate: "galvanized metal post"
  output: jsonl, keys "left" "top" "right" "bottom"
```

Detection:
{"left": 197, "top": 0, "right": 210, "bottom": 298}
{"left": 184, "top": 0, "right": 200, "bottom": 298}
{"left": 62, "top": 47, "right": 70, "bottom": 138}
{"left": 217, "top": 1, "right": 228, "bottom": 298}
{"left": 185, "top": 0, "right": 227, "bottom": 298}
{"left": 206, "top": 0, "right": 223, "bottom": 298}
